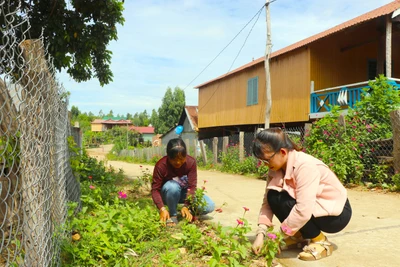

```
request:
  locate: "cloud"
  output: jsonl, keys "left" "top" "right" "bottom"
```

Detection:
{"left": 62, "top": 0, "right": 395, "bottom": 117}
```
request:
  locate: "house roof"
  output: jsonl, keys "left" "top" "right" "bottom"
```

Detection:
{"left": 195, "top": 0, "right": 400, "bottom": 89}
{"left": 129, "top": 126, "right": 155, "bottom": 134}
{"left": 179, "top": 105, "right": 198, "bottom": 131}
{"left": 91, "top": 119, "right": 132, "bottom": 125}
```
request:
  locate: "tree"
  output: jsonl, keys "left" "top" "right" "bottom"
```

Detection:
{"left": 2, "top": 0, "right": 125, "bottom": 86}
{"left": 132, "top": 110, "right": 149, "bottom": 126}
{"left": 106, "top": 110, "right": 114, "bottom": 117}
{"left": 150, "top": 109, "right": 158, "bottom": 128}
{"left": 70, "top": 105, "right": 80, "bottom": 120}
{"left": 156, "top": 86, "right": 185, "bottom": 134}
{"left": 139, "top": 110, "right": 149, "bottom": 126}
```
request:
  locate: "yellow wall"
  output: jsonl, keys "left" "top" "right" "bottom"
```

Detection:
{"left": 91, "top": 124, "right": 103, "bottom": 132}
{"left": 198, "top": 48, "right": 310, "bottom": 128}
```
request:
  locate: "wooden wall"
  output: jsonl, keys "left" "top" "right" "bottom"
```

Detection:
{"left": 198, "top": 48, "right": 310, "bottom": 128}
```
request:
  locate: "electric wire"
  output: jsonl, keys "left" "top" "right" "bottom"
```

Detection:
{"left": 182, "top": 3, "right": 267, "bottom": 91}
{"left": 198, "top": 4, "right": 265, "bottom": 112}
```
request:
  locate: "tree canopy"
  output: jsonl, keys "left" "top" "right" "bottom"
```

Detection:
{"left": 154, "top": 86, "right": 185, "bottom": 134}
{"left": 2, "top": 0, "right": 125, "bottom": 86}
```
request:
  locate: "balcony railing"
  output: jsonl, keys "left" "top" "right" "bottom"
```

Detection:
{"left": 309, "top": 78, "right": 400, "bottom": 119}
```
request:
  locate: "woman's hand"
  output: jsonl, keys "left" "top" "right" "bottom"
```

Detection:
{"left": 252, "top": 233, "right": 265, "bottom": 255}
{"left": 181, "top": 206, "right": 193, "bottom": 222}
{"left": 159, "top": 207, "right": 170, "bottom": 222}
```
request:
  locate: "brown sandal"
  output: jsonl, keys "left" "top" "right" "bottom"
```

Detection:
{"left": 298, "top": 238, "right": 333, "bottom": 261}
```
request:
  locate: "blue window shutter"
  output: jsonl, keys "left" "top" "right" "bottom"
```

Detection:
{"left": 247, "top": 79, "right": 252, "bottom": 106}
{"left": 253, "top": 77, "right": 258, "bottom": 104}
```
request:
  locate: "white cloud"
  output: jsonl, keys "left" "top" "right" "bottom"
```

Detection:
{"left": 62, "top": 0, "right": 395, "bottom": 116}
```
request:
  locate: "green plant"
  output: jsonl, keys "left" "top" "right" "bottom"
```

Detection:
{"left": 305, "top": 76, "right": 400, "bottom": 185}
{"left": 131, "top": 166, "right": 152, "bottom": 193}
{"left": 260, "top": 229, "right": 284, "bottom": 267}
{"left": 186, "top": 180, "right": 208, "bottom": 218}
{"left": 392, "top": 173, "right": 400, "bottom": 190}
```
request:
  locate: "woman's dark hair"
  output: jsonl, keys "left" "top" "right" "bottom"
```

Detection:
{"left": 166, "top": 138, "right": 187, "bottom": 159}
{"left": 252, "top": 128, "right": 302, "bottom": 158}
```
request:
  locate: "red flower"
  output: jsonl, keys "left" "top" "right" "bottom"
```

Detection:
{"left": 236, "top": 219, "right": 244, "bottom": 225}
{"left": 118, "top": 191, "right": 127, "bottom": 199}
{"left": 215, "top": 208, "right": 223, "bottom": 213}
{"left": 243, "top": 206, "right": 249, "bottom": 212}
{"left": 88, "top": 176, "right": 92, "bottom": 179}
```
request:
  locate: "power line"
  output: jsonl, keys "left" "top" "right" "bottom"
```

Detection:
{"left": 198, "top": 5, "right": 265, "bottom": 112}
{"left": 183, "top": 3, "right": 266, "bottom": 91}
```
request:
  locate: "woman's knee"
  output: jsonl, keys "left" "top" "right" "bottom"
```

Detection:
{"left": 162, "top": 180, "right": 181, "bottom": 196}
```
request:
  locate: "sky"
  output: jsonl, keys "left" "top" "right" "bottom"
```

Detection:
{"left": 60, "top": 0, "right": 396, "bottom": 117}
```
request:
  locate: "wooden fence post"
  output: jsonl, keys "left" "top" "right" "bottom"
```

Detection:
{"left": 222, "top": 136, "right": 229, "bottom": 154}
{"left": 213, "top": 137, "right": 218, "bottom": 165}
{"left": 390, "top": 109, "right": 400, "bottom": 173}
{"left": 239, "top": 132, "right": 244, "bottom": 162}
{"left": 193, "top": 139, "right": 198, "bottom": 158}
{"left": 199, "top": 140, "right": 207, "bottom": 165}
{"left": 185, "top": 138, "right": 190, "bottom": 155}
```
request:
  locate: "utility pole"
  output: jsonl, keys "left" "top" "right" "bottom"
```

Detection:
{"left": 264, "top": 0, "right": 272, "bottom": 129}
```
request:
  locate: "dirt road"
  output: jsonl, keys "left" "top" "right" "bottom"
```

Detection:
{"left": 87, "top": 145, "right": 400, "bottom": 267}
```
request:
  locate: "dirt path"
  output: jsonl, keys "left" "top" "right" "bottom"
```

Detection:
{"left": 87, "top": 145, "right": 400, "bottom": 267}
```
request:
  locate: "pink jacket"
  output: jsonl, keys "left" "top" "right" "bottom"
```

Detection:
{"left": 258, "top": 150, "right": 347, "bottom": 236}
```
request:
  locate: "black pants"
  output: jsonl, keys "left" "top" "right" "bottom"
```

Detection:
{"left": 267, "top": 190, "right": 352, "bottom": 239}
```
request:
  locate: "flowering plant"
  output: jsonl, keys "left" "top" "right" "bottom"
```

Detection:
{"left": 261, "top": 229, "right": 284, "bottom": 267}
{"left": 186, "top": 180, "right": 208, "bottom": 218}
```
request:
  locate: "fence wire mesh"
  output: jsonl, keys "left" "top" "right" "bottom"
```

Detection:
{"left": 0, "top": 1, "right": 80, "bottom": 266}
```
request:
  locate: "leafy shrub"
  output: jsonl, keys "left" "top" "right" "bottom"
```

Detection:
{"left": 305, "top": 76, "right": 400, "bottom": 185}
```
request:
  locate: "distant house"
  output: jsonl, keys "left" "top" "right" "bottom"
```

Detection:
{"left": 161, "top": 106, "right": 199, "bottom": 147}
{"left": 91, "top": 117, "right": 132, "bottom": 132}
{"left": 129, "top": 126, "right": 155, "bottom": 142}
{"left": 195, "top": 1, "right": 400, "bottom": 139}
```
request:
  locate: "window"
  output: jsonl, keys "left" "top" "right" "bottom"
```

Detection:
{"left": 367, "top": 59, "right": 377, "bottom": 80}
{"left": 247, "top": 76, "right": 258, "bottom": 106}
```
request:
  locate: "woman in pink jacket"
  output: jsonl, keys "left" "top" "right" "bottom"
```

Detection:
{"left": 251, "top": 128, "right": 352, "bottom": 261}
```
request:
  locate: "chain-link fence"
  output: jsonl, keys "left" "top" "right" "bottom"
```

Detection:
{"left": 0, "top": 2, "right": 80, "bottom": 266}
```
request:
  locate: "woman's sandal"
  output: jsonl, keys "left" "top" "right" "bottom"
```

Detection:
{"left": 297, "top": 238, "right": 333, "bottom": 261}
{"left": 281, "top": 235, "right": 309, "bottom": 250}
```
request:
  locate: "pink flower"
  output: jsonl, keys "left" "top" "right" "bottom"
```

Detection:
{"left": 118, "top": 191, "right": 127, "bottom": 199}
{"left": 267, "top": 233, "right": 277, "bottom": 240}
{"left": 243, "top": 206, "right": 249, "bottom": 212}
{"left": 88, "top": 176, "right": 92, "bottom": 179}
{"left": 203, "top": 180, "right": 208, "bottom": 184}
{"left": 89, "top": 185, "right": 95, "bottom": 189}
{"left": 236, "top": 219, "right": 244, "bottom": 225}
{"left": 202, "top": 186, "right": 206, "bottom": 190}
